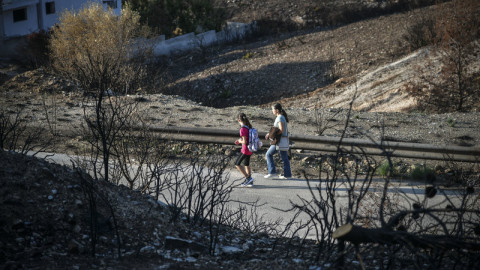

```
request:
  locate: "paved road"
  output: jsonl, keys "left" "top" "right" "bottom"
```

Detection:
{"left": 37, "top": 152, "right": 469, "bottom": 239}
{"left": 227, "top": 168, "right": 467, "bottom": 239}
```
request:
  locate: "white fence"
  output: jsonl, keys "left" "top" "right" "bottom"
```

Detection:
{"left": 151, "top": 21, "right": 257, "bottom": 56}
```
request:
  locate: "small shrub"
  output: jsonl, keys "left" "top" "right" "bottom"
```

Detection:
{"left": 219, "top": 89, "right": 232, "bottom": 99}
{"left": 172, "top": 27, "right": 183, "bottom": 36}
{"left": 447, "top": 118, "right": 456, "bottom": 127}
{"left": 242, "top": 52, "right": 254, "bottom": 60}
{"left": 17, "top": 30, "right": 51, "bottom": 68}
{"left": 403, "top": 17, "right": 436, "bottom": 51}
{"left": 377, "top": 161, "right": 390, "bottom": 177}
{"left": 409, "top": 164, "right": 435, "bottom": 180}
{"left": 377, "top": 160, "right": 402, "bottom": 177}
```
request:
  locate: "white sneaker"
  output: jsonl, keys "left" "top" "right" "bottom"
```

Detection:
{"left": 278, "top": 175, "right": 291, "bottom": 180}
{"left": 264, "top": 174, "right": 277, "bottom": 179}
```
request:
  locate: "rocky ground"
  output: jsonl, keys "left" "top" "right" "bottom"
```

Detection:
{"left": 1, "top": 76, "right": 479, "bottom": 182}
{"left": 0, "top": 150, "right": 323, "bottom": 269}
{"left": 1, "top": 1, "right": 480, "bottom": 269}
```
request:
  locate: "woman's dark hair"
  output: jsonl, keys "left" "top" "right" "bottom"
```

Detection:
{"left": 273, "top": 103, "right": 289, "bottom": 122}
{"left": 238, "top": 113, "right": 252, "bottom": 128}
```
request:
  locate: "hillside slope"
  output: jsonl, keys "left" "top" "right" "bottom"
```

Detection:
{"left": 279, "top": 48, "right": 427, "bottom": 111}
{"left": 163, "top": 2, "right": 478, "bottom": 112}
{"left": 162, "top": 5, "right": 419, "bottom": 109}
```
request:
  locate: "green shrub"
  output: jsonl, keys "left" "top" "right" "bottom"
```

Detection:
{"left": 377, "top": 160, "right": 402, "bottom": 178}
{"left": 242, "top": 52, "right": 254, "bottom": 60}
{"left": 409, "top": 164, "right": 435, "bottom": 180}
{"left": 126, "top": 0, "right": 226, "bottom": 37}
{"left": 447, "top": 118, "right": 456, "bottom": 127}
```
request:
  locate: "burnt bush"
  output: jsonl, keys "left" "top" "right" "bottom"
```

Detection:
{"left": 16, "top": 30, "right": 51, "bottom": 68}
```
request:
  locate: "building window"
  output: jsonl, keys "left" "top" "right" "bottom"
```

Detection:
{"left": 13, "top": 8, "right": 27, "bottom": 22}
{"left": 46, "top": 2, "right": 55, "bottom": 14}
{"left": 103, "top": 1, "right": 117, "bottom": 9}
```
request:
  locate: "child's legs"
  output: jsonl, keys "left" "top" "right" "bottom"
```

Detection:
{"left": 235, "top": 165, "right": 248, "bottom": 177}
{"left": 245, "top": 165, "right": 251, "bottom": 177}
{"left": 235, "top": 154, "right": 251, "bottom": 178}
{"left": 244, "top": 154, "right": 252, "bottom": 177}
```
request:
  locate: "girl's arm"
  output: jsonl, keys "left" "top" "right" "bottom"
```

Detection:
{"left": 236, "top": 136, "right": 247, "bottom": 145}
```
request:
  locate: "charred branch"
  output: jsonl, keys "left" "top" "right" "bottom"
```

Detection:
{"left": 333, "top": 223, "right": 480, "bottom": 251}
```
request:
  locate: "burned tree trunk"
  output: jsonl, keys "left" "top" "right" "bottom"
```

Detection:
{"left": 333, "top": 223, "right": 480, "bottom": 251}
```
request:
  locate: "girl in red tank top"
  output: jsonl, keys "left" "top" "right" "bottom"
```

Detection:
{"left": 235, "top": 113, "right": 254, "bottom": 187}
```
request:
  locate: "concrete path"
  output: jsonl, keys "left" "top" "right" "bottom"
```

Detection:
{"left": 36, "top": 152, "right": 469, "bottom": 239}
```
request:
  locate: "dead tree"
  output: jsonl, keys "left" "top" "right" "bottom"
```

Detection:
{"left": 49, "top": 3, "right": 152, "bottom": 182}
{"left": 333, "top": 222, "right": 480, "bottom": 251}
{"left": 284, "top": 81, "right": 480, "bottom": 268}
{"left": 0, "top": 108, "right": 51, "bottom": 155}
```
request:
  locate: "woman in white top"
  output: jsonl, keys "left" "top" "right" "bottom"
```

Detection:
{"left": 264, "top": 103, "right": 292, "bottom": 179}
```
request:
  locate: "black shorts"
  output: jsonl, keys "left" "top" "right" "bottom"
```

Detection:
{"left": 235, "top": 153, "right": 251, "bottom": 166}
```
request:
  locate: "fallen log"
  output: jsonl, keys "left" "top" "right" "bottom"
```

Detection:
{"left": 333, "top": 223, "right": 480, "bottom": 251}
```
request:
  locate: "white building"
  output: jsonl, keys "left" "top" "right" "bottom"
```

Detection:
{"left": 0, "top": 0, "right": 122, "bottom": 57}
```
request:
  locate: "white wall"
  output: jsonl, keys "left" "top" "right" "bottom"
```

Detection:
{"left": 38, "top": 0, "right": 90, "bottom": 32}
{"left": 2, "top": 0, "right": 122, "bottom": 38}
{"left": 38, "top": 0, "right": 122, "bottom": 32}
{"left": 152, "top": 21, "right": 257, "bottom": 57}
{"left": 3, "top": 4, "right": 38, "bottom": 37}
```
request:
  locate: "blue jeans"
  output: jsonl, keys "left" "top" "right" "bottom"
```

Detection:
{"left": 266, "top": 145, "right": 291, "bottom": 177}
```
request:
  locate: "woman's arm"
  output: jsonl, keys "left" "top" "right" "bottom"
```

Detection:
{"left": 278, "top": 121, "right": 285, "bottom": 134}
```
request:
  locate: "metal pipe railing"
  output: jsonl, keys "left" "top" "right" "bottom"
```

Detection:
{"left": 139, "top": 126, "right": 479, "bottom": 163}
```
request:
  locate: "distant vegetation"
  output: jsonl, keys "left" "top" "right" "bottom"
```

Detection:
{"left": 309, "top": 0, "right": 441, "bottom": 26}
{"left": 254, "top": 0, "right": 447, "bottom": 34}
{"left": 123, "top": 0, "right": 226, "bottom": 37}
{"left": 122, "top": 0, "right": 445, "bottom": 37}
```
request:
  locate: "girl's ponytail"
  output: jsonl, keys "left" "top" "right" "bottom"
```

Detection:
{"left": 238, "top": 113, "right": 252, "bottom": 129}
{"left": 273, "top": 103, "right": 289, "bottom": 123}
